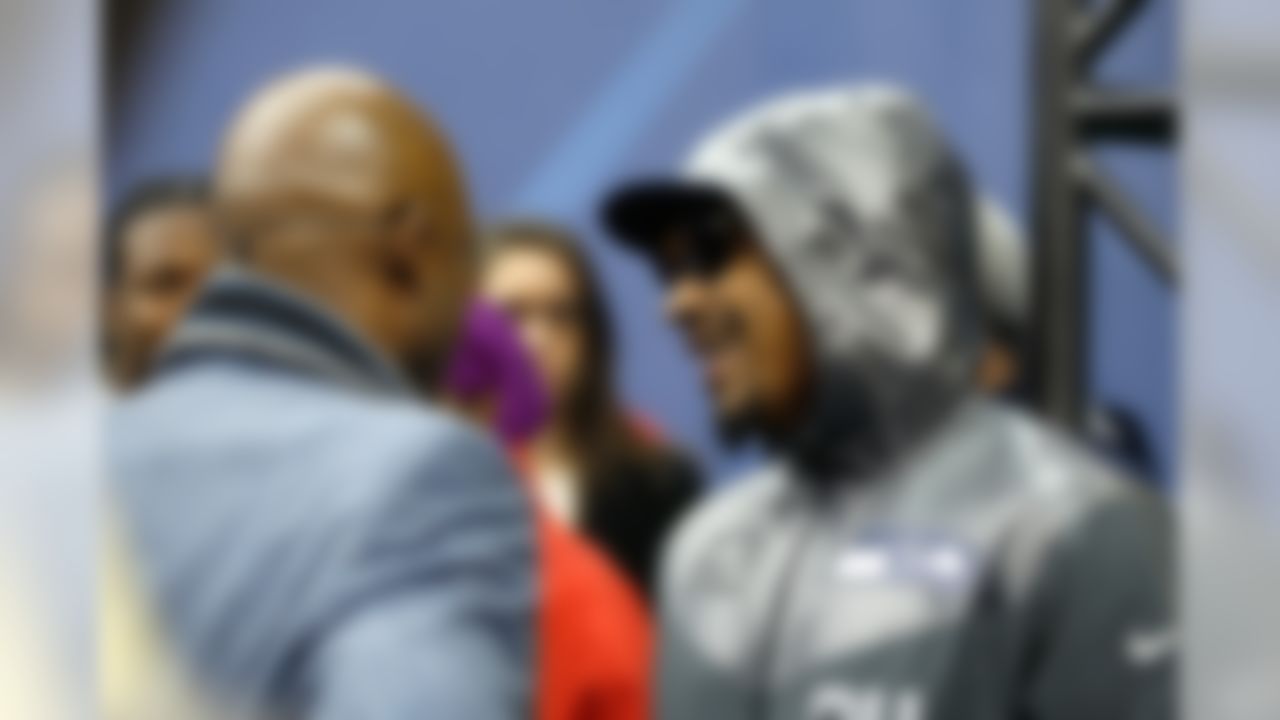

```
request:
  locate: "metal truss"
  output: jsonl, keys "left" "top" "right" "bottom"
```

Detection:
{"left": 1030, "top": 0, "right": 1177, "bottom": 427}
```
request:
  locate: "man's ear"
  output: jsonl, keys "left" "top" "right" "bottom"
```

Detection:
{"left": 379, "top": 202, "right": 431, "bottom": 293}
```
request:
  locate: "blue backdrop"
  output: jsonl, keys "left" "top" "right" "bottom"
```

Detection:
{"left": 109, "top": 0, "right": 1175, "bottom": 486}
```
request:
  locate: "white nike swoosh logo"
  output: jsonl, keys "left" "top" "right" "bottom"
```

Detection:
{"left": 1126, "top": 627, "right": 1176, "bottom": 667}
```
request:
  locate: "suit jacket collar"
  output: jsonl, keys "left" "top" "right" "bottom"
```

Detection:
{"left": 159, "top": 267, "right": 416, "bottom": 397}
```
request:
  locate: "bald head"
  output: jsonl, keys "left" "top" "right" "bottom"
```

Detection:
{"left": 216, "top": 67, "right": 476, "bottom": 390}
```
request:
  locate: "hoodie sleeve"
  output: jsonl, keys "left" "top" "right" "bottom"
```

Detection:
{"left": 300, "top": 423, "right": 537, "bottom": 720}
{"left": 1020, "top": 492, "right": 1175, "bottom": 720}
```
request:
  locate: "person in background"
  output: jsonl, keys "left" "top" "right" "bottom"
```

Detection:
{"left": 0, "top": 151, "right": 99, "bottom": 720}
{"left": 1087, "top": 402, "right": 1158, "bottom": 480}
{"left": 971, "top": 193, "right": 1030, "bottom": 400}
{"left": 103, "top": 177, "right": 219, "bottom": 389}
{"left": 445, "top": 299, "right": 653, "bottom": 720}
{"left": 604, "top": 85, "right": 1172, "bottom": 720}
{"left": 481, "top": 221, "right": 700, "bottom": 598}
{"left": 98, "top": 178, "right": 224, "bottom": 716}
{"left": 973, "top": 193, "right": 1158, "bottom": 480}
{"left": 110, "top": 68, "right": 535, "bottom": 719}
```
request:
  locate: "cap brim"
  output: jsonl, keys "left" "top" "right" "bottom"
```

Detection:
{"left": 601, "top": 179, "right": 734, "bottom": 254}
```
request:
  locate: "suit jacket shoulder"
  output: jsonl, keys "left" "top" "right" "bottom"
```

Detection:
{"left": 110, "top": 363, "right": 533, "bottom": 708}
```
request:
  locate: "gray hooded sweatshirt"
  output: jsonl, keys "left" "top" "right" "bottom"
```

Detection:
{"left": 608, "top": 86, "right": 1173, "bottom": 720}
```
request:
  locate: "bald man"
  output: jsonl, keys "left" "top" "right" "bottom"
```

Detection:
{"left": 109, "top": 68, "right": 535, "bottom": 719}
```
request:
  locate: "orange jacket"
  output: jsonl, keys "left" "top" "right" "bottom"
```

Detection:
{"left": 512, "top": 449, "right": 654, "bottom": 720}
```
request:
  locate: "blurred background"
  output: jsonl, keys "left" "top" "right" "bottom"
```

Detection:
{"left": 106, "top": 0, "right": 1176, "bottom": 485}
{"left": 21, "top": 0, "right": 1280, "bottom": 717}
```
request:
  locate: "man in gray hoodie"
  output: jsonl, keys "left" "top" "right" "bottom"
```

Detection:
{"left": 604, "top": 85, "right": 1172, "bottom": 720}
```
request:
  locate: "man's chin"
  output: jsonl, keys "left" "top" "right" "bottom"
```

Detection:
{"left": 713, "top": 400, "right": 764, "bottom": 446}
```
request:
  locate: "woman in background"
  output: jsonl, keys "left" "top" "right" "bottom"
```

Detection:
{"left": 481, "top": 221, "right": 701, "bottom": 599}
{"left": 444, "top": 300, "right": 651, "bottom": 720}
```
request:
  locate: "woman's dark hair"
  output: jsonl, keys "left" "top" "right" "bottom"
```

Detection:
{"left": 483, "top": 221, "right": 653, "bottom": 484}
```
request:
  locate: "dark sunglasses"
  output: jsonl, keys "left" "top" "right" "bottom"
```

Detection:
{"left": 651, "top": 210, "right": 748, "bottom": 283}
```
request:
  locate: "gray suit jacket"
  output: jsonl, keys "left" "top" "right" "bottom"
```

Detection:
{"left": 111, "top": 269, "right": 535, "bottom": 719}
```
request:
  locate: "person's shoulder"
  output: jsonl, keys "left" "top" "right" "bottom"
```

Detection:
{"left": 659, "top": 464, "right": 788, "bottom": 594}
{"left": 277, "top": 396, "right": 527, "bottom": 569}
{"left": 974, "top": 401, "right": 1171, "bottom": 595}
{"left": 114, "top": 363, "right": 515, "bottom": 507}
{"left": 342, "top": 396, "right": 514, "bottom": 494}
{"left": 546, "top": 519, "right": 650, "bottom": 627}
{"left": 334, "top": 391, "right": 479, "bottom": 451}
{"left": 991, "top": 400, "right": 1162, "bottom": 513}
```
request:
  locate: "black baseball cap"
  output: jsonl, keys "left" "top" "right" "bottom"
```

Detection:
{"left": 601, "top": 178, "right": 740, "bottom": 255}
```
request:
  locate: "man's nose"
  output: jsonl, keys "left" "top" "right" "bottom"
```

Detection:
{"left": 664, "top": 276, "right": 707, "bottom": 326}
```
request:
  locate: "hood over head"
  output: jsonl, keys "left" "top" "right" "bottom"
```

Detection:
{"left": 607, "top": 85, "right": 982, "bottom": 482}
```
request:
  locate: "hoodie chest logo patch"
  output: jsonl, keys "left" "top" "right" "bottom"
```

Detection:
{"left": 782, "top": 530, "right": 983, "bottom": 665}
{"left": 833, "top": 529, "right": 981, "bottom": 598}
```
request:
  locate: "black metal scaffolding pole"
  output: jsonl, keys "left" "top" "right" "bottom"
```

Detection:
{"left": 1029, "top": 0, "right": 1177, "bottom": 429}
